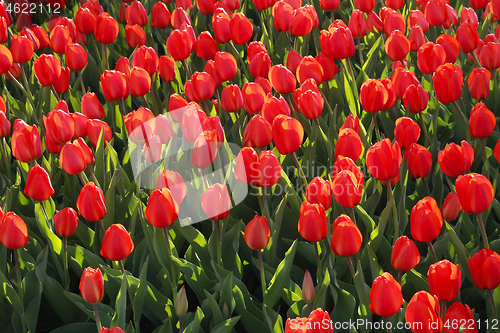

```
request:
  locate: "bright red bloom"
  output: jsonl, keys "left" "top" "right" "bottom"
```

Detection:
{"left": 244, "top": 215, "right": 270, "bottom": 250}
{"left": 297, "top": 89, "right": 324, "bottom": 120}
{"left": 54, "top": 207, "right": 79, "bottom": 237}
{"left": 436, "top": 33, "right": 460, "bottom": 63}
{"left": 94, "top": 12, "right": 119, "bottom": 44}
{"left": 156, "top": 170, "right": 187, "bottom": 205}
{"left": 468, "top": 68, "right": 491, "bottom": 100}
{"left": 456, "top": 21, "right": 480, "bottom": 53}
{"left": 444, "top": 303, "right": 478, "bottom": 333}
{"left": 391, "top": 235, "right": 420, "bottom": 271}
{"left": 133, "top": 46, "right": 160, "bottom": 76}
{"left": 298, "top": 201, "right": 327, "bottom": 242}
{"left": 406, "top": 291, "right": 442, "bottom": 333}
{"left": 77, "top": 182, "right": 106, "bottom": 222}
{"left": 335, "top": 128, "right": 363, "bottom": 162}
{"left": 145, "top": 189, "right": 179, "bottom": 228}
{"left": 428, "top": 260, "right": 462, "bottom": 301}
{"left": 79, "top": 267, "right": 104, "bottom": 304}
{"left": 167, "top": 27, "right": 194, "bottom": 61}
{"left": 469, "top": 102, "right": 496, "bottom": 138}
{"left": 411, "top": 196, "right": 443, "bottom": 243}
{"left": 403, "top": 84, "right": 429, "bottom": 113}
{"left": 151, "top": 2, "right": 171, "bottom": 29}
{"left": 369, "top": 272, "right": 403, "bottom": 317}
{"left": 455, "top": 173, "right": 494, "bottom": 215}
{"left": 24, "top": 164, "right": 54, "bottom": 202}
{"left": 221, "top": 85, "right": 243, "bottom": 112}
{"left": 195, "top": 31, "right": 218, "bottom": 60}
{"left": 441, "top": 192, "right": 462, "bottom": 221}
{"left": 243, "top": 115, "right": 273, "bottom": 148}
{"left": 394, "top": 117, "right": 420, "bottom": 149}
{"left": 100, "top": 70, "right": 129, "bottom": 101}
{"left": 331, "top": 170, "right": 363, "bottom": 208}
{"left": 306, "top": 177, "right": 332, "bottom": 210}
{"left": 231, "top": 12, "right": 253, "bottom": 45}
{"left": 366, "top": 138, "right": 402, "bottom": 181}
{"left": 60, "top": 141, "right": 87, "bottom": 175}
{"left": 290, "top": 7, "right": 313, "bottom": 36}
{"left": 405, "top": 143, "right": 432, "bottom": 179}
{"left": 432, "top": 63, "right": 463, "bottom": 105}
{"left": 272, "top": 115, "right": 304, "bottom": 155}
{"left": 269, "top": 65, "right": 296, "bottom": 94}
{"left": 438, "top": 141, "right": 474, "bottom": 178}
{"left": 12, "top": 125, "right": 43, "bottom": 163}
{"left": 87, "top": 119, "right": 113, "bottom": 148}
{"left": 201, "top": 183, "right": 231, "bottom": 221}
{"left": 417, "top": 42, "right": 447, "bottom": 74}
{"left": 331, "top": 214, "right": 362, "bottom": 257}
{"left": 360, "top": 79, "right": 396, "bottom": 113}
{"left": 469, "top": 248, "right": 500, "bottom": 290}
{"left": 159, "top": 56, "right": 176, "bottom": 82}
{"left": 385, "top": 30, "right": 410, "bottom": 61}
{"left": 100, "top": 224, "right": 134, "bottom": 261}
{"left": 34, "top": 54, "right": 61, "bottom": 87}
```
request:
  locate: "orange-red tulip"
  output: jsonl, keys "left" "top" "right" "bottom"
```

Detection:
{"left": 100, "top": 224, "right": 134, "bottom": 261}
{"left": 54, "top": 207, "right": 79, "bottom": 237}
{"left": 244, "top": 215, "right": 270, "bottom": 250}
{"left": 272, "top": 115, "right": 304, "bottom": 155}
{"left": 145, "top": 188, "right": 179, "bottom": 228}
{"left": 469, "top": 248, "right": 500, "bottom": 290}
{"left": 432, "top": 63, "right": 463, "bottom": 105}
{"left": 366, "top": 138, "right": 402, "bottom": 181}
{"left": 77, "top": 182, "right": 106, "bottom": 222}
{"left": 369, "top": 272, "right": 403, "bottom": 317}
{"left": 428, "top": 260, "right": 462, "bottom": 301}
{"left": 438, "top": 141, "right": 474, "bottom": 178}
{"left": 11, "top": 125, "right": 43, "bottom": 163}
{"left": 411, "top": 196, "right": 443, "bottom": 243}
{"left": 469, "top": 102, "right": 496, "bottom": 138}
{"left": 79, "top": 267, "right": 104, "bottom": 304}
{"left": 243, "top": 115, "right": 273, "bottom": 148}
{"left": 391, "top": 235, "right": 420, "bottom": 271}
{"left": 455, "top": 173, "right": 494, "bottom": 214}
{"left": 298, "top": 201, "right": 327, "bottom": 242}
{"left": 331, "top": 214, "right": 362, "bottom": 257}
{"left": 201, "top": 183, "right": 231, "bottom": 221}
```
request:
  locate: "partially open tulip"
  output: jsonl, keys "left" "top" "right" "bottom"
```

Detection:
{"left": 100, "top": 224, "right": 134, "bottom": 261}
{"left": 366, "top": 138, "right": 402, "bottom": 181}
{"left": 77, "top": 182, "right": 106, "bottom": 222}
{"left": 411, "top": 196, "right": 443, "bottom": 243}
{"left": 455, "top": 173, "right": 494, "bottom": 215}
{"left": 79, "top": 267, "right": 104, "bottom": 304}
{"left": 391, "top": 235, "right": 420, "bottom": 271}
{"left": 427, "top": 259, "right": 462, "bottom": 301}
{"left": 404, "top": 143, "right": 432, "bottom": 179}
{"left": 231, "top": 12, "right": 253, "bottom": 45}
{"left": 331, "top": 214, "right": 362, "bottom": 257}
{"left": 87, "top": 119, "right": 113, "bottom": 148}
{"left": 406, "top": 291, "right": 442, "bottom": 333}
{"left": 54, "top": 207, "right": 79, "bottom": 237}
{"left": 244, "top": 215, "right": 270, "bottom": 250}
{"left": 456, "top": 21, "right": 480, "bottom": 54}
{"left": 11, "top": 124, "right": 43, "bottom": 163}
{"left": 438, "top": 141, "right": 474, "bottom": 178}
{"left": 298, "top": 201, "right": 327, "bottom": 242}
{"left": 60, "top": 141, "right": 87, "bottom": 175}
{"left": 201, "top": 183, "right": 231, "bottom": 221}
{"left": 468, "top": 248, "right": 500, "bottom": 290}
{"left": 145, "top": 189, "right": 179, "bottom": 228}
{"left": 284, "top": 308, "right": 333, "bottom": 333}
{"left": 0, "top": 212, "right": 29, "bottom": 249}
{"left": 369, "top": 272, "right": 403, "bottom": 317}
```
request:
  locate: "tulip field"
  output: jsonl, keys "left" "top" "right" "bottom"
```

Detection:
{"left": 3, "top": 0, "right": 500, "bottom": 331}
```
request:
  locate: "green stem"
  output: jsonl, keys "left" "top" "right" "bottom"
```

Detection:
{"left": 118, "top": 98, "right": 127, "bottom": 116}
{"left": 292, "top": 152, "right": 309, "bottom": 193}
{"left": 489, "top": 289, "right": 498, "bottom": 322}
{"left": 372, "top": 113, "right": 382, "bottom": 142}
{"left": 477, "top": 213, "right": 490, "bottom": 249}
{"left": 347, "top": 256, "right": 356, "bottom": 279}
{"left": 422, "top": 177, "right": 431, "bottom": 196}
{"left": 427, "top": 241, "right": 438, "bottom": 262}
{"left": 418, "top": 112, "right": 429, "bottom": 148}
{"left": 78, "top": 71, "right": 86, "bottom": 94}
{"left": 14, "top": 249, "right": 27, "bottom": 333}
{"left": 261, "top": 188, "right": 272, "bottom": 232}
{"left": 387, "top": 182, "right": 399, "bottom": 243}
{"left": 258, "top": 250, "right": 273, "bottom": 332}
{"left": 386, "top": 317, "right": 392, "bottom": 333}
{"left": 88, "top": 168, "right": 102, "bottom": 190}
{"left": 163, "top": 227, "right": 177, "bottom": 295}
{"left": 40, "top": 200, "right": 52, "bottom": 231}
{"left": 397, "top": 270, "right": 402, "bottom": 286}
{"left": 216, "top": 219, "right": 222, "bottom": 266}
{"left": 357, "top": 38, "right": 364, "bottom": 65}
{"left": 440, "top": 300, "right": 446, "bottom": 321}
{"left": 451, "top": 100, "right": 471, "bottom": 142}
{"left": 179, "top": 316, "right": 184, "bottom": 333}
{"left": 349, "top": 206, "right": 357, "bottom": 225}
{"left": 93, "top": 303, "right": 102, "bottom": 332}
{"left": 0, "top": 138, "right": 12, "bottom": 183}
{"left": 314, "top": 241, "right": 323, "bottom": 282}
{"left": 101, "top": 43, "right": 108, "bottom": 71}
{"left": 6, "top": 72, "right": 36, "bottom": 114}
{"left": 63, "top": 236, "right": 69, "bottom": 291}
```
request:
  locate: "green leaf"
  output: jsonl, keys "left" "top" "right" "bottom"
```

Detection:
{"left": 50, "top": 323, "right": 99, "bottom": 333}
{"left": 211, "top": 316, "right": 241, "bottom": 333}
{"left": 445, "top": 221, "right": 472, "bottom": 281}
{"left": 265, "top": 240, "right": 297, "bottom": 308}
{"left": 173, "top": 224, "right": 211, "bottom": 267}
{"left": 203, "top": 290, "right": 224, "bottom": 325}
{"left": 183, "top": 307, "right": 204, "bottom": 333}
{"left": 220, "top": 272, "right": 236, "bottom": 315}
{"left": 133, "top": 257, "right": 149, "bottom": 330}
{"left": 111, "top": 272, "right": 127, "bottom": 330}
{"left": 172, "top": 257, "right": 215, "bottom": 299}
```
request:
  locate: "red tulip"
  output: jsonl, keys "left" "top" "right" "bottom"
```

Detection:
{"left": 289, "top": 7, "right": 313, "bottom": 37}
{"left": 54, "top": 207, "right": 79, "bottom": 237}
{"left": 456, "top": 21, "right": 479, "bottom": 54}
{"left": 81, "top": 92, "right": 105, "bottom": 120}
{"left": 355, "top": 0, "right": 374, "bottom": 12}
{"left": 159, "top": 56, "right": 176, "bottom": 82}
{"left": 315, "top": 52, "right": 338, "bottom": 82}
{"left": 77, "top": 182, "right": 106, "bottom": 222}
{"left": 480, "top": 42, "right": 500, "bottom": 69}
{"left": 75, "top": 7, "right": 97, "bottom": 34}
{"left": 425, "top": 0, "right": 447, "bottom": 26}
{"left": 432, "top": 63, "right": 463, "bottom": 105}
{"left": 408, "top": 10, "right": 429, "bottom": 32}
{"left": 321, "top": 25, "right": 356, "bottom": 60}
{"left": 45, "top": 109, "right": 74, "bottom": 145}
{"left": 129, "top": 66, "right": 151, "bottom": 98}
{"left": 100, "top": 70, "right": 129, "bottom": 101}
{"left": 231, "top": 12, "right": 253, "bottom": 45}
{"left": 360, "top": 79, "right": 396, "bottom": 113}
{"left": 10, "top": 34, "right": 34, "bottom": 63}
{"left": 469, "top": 102, "right": 496, "bottom": 138}
{"left": 436, "top": 33, "right": 460, "bottom": 64}
{"left": 272, "top": 115, "right": 304, "bottom": 155}
{"left": 87, "top": 119, "right": 113, "bottom": 148}
{"left": 0, "top": 111, "right": 10, "bottom": 138}
{"left": 331, "top": 170, "right": 363, "bottom": 208}
{"left": 339, "top": 115, "right": 360, "bottom": 136}
{"left": 469, "top": 248, "right": 500, "bottom": 290}
{"left": 403, "top": 84, "right": 429, "bottom": 113}
{"left": 60, "top": 141, "right": 87, "bottom": 175}
{"left": 244, "top": 215, "right": 270, "bottom": 250}
{"left": 192, "top": 130, "right": 219, "bottom": 169}
{"left": 195, "top": 31, "right": 218, "bottom": 60}
{"left": 428, "top": 259, "right": 462, "bottom": 301}
{"left": 411, "top": 196, "right": 443, "bottom": 243}
{"left": 468, "top": 68, "right": 491, "bottom": 100}
{"left": 151, "top": 2, "right": 171, "bottom": 29}
{"left": 331, "top": 214, "right": 362, "bottom": 257}
{"left": 53, "top": 66, "right": 70, "bottom": 95}
{"left": 306, "top": 177, "right": 332, "bottom": 210}
{"left": 201, "top": 183, "right": 231, "bottom": 221}
{"left": 214, "top": 51, "right": 237, "bottom": 82}
{"left": 249, "top": 50, "right": 271, "bottom": 78}
{"left": 212, "top": 12, "right": 232, "bottom": 44}
{"left": 286, "top": 50, "right": 303, "bottom": 74}
{"left": 335, "top": 128, "right": 363, "bottom": 162}
{"left": 156, "top": 170, "right": 187, "bottom": 205}
{"left": 261, "top": 95, "right": 290, "bottom": 124}
{"left": 124, "top": 107, "right": 155, "bottom": 143}
{"left": 391, "top": 235, "right": 420, "bottom": 271}
{"left": 269, "top": 65, "right": 296, "bottom": 94}
{"left": 125, "top": 24, "right": 146, "bottom": 49}
{"left": 369, "top": 272, "right": 403, "bottom": 317}
{"left": 95, "top": 12, "right": 119, "bottom": 44}
{"left": 79, "top": 267, "right": 104, "bottom": 304}
{"left": 394, "top": 117, "right": 420, "bottom": 149}
{"left": 384, "top": 10, "right": 406, "bottom": 36}
{"left": 243, "top": 115, "right": 273, "bottom": 148}
{"left": 125, "top": 0, "right": 147, "bottom": 26}
{"left": 349, "top": 10, "right": 367, "bottom": 39}
{"left": 145, "top": 189, "right": 179, "bottom": 228}
{"left": 366, "top": 138, "right": 402, "bottom": 181}
{"left": 367, "top": 11, "right": 383, "bottom": 33}
{"left": 298, "top": 201, "right": 327, "bottom": 242}
{"left": 404, "top": 143, "right": 432, "bottom": 179}
{"left": 132, "top": 46, "right": 159, "bottom": 77}
{"left": 406, "top": 291, "right": 442, "bottom": 333}
{"left": 284, "top": 308, "right": 333, "bottom": 333}
{"left": 455, "top": 173, "right": 494, "bottom": 215}
{"left": 34, "top": 54, "right": 61, "bottom": 87}
{"left": 320, "top": 0, "right": 339, "bottom": 11}
{"left": 409, "top": 25, "right": 426, "bottom": 52}
{"left": 171, "top": 7, "right": 191, "bottom": 29}
{"left": 392, "top": 68, "right": 420, "bottom": 99}
{"left": 167, "top": 27, "right": 194, "bottom": 61}
{"left": 65, "top": 42, "right": 88, "bottom": 72}
{"left": 100, "top": 224, "right": 134, "bottom": 261}
{"left": 438, "top": 141, "right": 474, "bottom": 178}
{"left": 385, "top": 30, "right": 410, "bottom": 61}
{"left": 11, "top": 125, "right": 43, "bottom": 163}
{"left": 444, "top": 303, "right": 478, "bottom": 333}
{"left": 181, "top": 105, "right": 207, "bottom": 143}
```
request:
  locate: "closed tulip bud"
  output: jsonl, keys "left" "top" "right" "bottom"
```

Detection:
{"left": 391, "top": 236, "right": 420, "bottom": 271}
{"left": 195, "top": 31, "right": 218, "bottom": 60}
{"left": 243, "top": 115, "right": 272, "bottom": 148}
{"left": 87, "top": 119, "right": 113, "bottom": 148}
{"left": 0, "top": 112, "right": 10, "bottom": 138}
{"left": 331, "top": 170, "right": 363, "bottom": 208}
{"left": 403, "top": 84, "right": 429, "bottom": 113}
{"left": 125, "top": 24, "right": 146, "bottom": 49}
{"left": 443, "top": 4, "right": 458, "bottom": 29}
{"left": 392, "top": 68, "right": 420, "bottom": 99}
{"left": 249, "top": 51, "right": 271, "bottom": 78}
{"left": 326, "top": 26, "right": 356, "bottom": 59}
{"left": 349, "top": 10, "right": 367, "bottom": 39}
{"left": 456, "top": 21, "right": 479, "bottom": 53}
{"left": 125, "top": 1, "right": 147, "bottom": 26}
{"left": 269, "top": 65, "right": 296, "bottom": 94}
{"left": 244, "top": 215, "right": 270, "bottom": 250}
{"left": 79, "top": 267, "right": 104, "bottom": 304}
{"left": 367, "top": 11, "right": 383, "bottom": 33}
{"left": 409, "top": 25, "right": 426, "bottom": 52}
{"left": 411, "top": 196, "right": 443, "bottom": 243}
{"left": 408, "top": 10, "right": 429, "bottom": 32}
{"left": 60, "top": 141, "right": 87, "bottom": 175}
{"left": 0, "top": 212, "right": 28, "bottom": 249}
{"left": 394, "top": 117, "right": 420, "bottom": 149}
{"left": 297, "top": 89, "right": 323, "bottom": 120}
{"left": 455, "top": 173, "right": 494, "bottom": 215}
{"left": 12, "top": 125, "right": 43, "bottom": 163}
{"left": 366, "top": 138, "right": 402, "bottom": 181}
{"left": 261, "top": 96, "right": 291, "bottom": 124}
{"left": 335, "top": 128, "right": 363, "bottom": 162}
{"left": 115, "top": 56, "right": 131, "bottom": 78}
{"left": 235, "top": 147, "right": 258, "bottom": 185}
{"left": 428, "top": 260, "right": 461, "bottom": 301}
{"left": 298, "top": 201, "right": 327, "bottom": 242}
{"left": 469, "top": 103, "right": 496, "bottom": 138}
{"left": 406, "top": 291, "right": 442, "bottom": 333}
{"left": 369, "top": 272, "right": 403, "bottom": 317}
{"left": 404, "top": 143, "right": 432, "bottom": 179}
{"left": 95, "top": 12, "right": 119, "bottom": 44}
{"left": 214, "top": 52, "right": 237, "bottom": 82}
{"left": 425, "top": 0, "right": 447, "bottom": 26}
{"left": 81, "top": 93, "right": 105, "bottom": 120}
{"left": 360, "top": 79, "right": 396, "bottom": 113}
{"left": 272, "top": 115, "right": 304, "bottom": 155}
{"left": 302, "top": 270, "right": 315, "bottom": 303}
{"left": 331, "top": 214, "right": 362, "bottom": 257}
{"left": 171, "top": 7, "right": 191, "bottom": 29}
{"left": 468, "top": 68, "right": 491, "bottom": 100}
{"left": 286, "top": 50, "right": 303, "bottom": 74}
{"left": 167, "top": 27, "right": 194, "bottom": 61}
{"left": 212, "top": 12, "right": 232, "bottom": 44}
{"left": 385, "top": 30, "right": 410, "bottom": 61}
{"left": 191, "top": 72, "right": 216, "bottom": 102}
{"left": 175, "top": 285, "right": 189, "bottom": 317}
{"left": 145, "top": 188, "right": 179, "bottom": 228}
{"left": 384, "top": 10, "right": 406, "bottom": 36}
{"left": 306, "top": 177, "right": 332, "bottom": 210}
{"left": 231, "top": 12, "right": 253, "bottom": 45}
{"left": 355, "top": 0, "right": 374, "bottom": 12}
{"left": 201, "top": 183, "right": 231, "bottom": 221}
{"left": 469, "top": 248, "right": 500, "bottom": 290}
{"left": 129, "top": 66, "right": 151, "bottom": 98}
{"left": 315, "top": 52, "right": 338, "bottom": 82}
{"left": 296, "top": 56, "right": 323, "bottom": 85}
{"left": 151, "top": 2, "right": 171, "bottom": 29}
{"left": 54, "top": 207, "right": 79, "bottom": 237}
{"left": 444, "top": 303, "right": 478, "bottom": 333}
{"left": 53, "top": 66, "right": 70, "bottom": 95}
{"left": 25, "top": 164, "right": 55, "bottom": 202}
{"left": 339, "top": 115, "right": 360, "bottom": 136}
{"left": 289, "top": 7, "right": 313, "bottom": 37}
{"left": 438, "top": 141, "right": 474, "bottom": 178}
{"left": 0, "top": 45, "right": 12, "bottom": 75}
{"left": 100, "top": 70, "right": 129, "bottom": 102}
{"left": 132, "top": 46, "right": 159, "bottom": 77}
{"left": 75, "top": 7, "right": 97, "bottom": 34}
{"left": 65, "top": 42, "right": 88, "bottom": 72}
{"left": 77, "top": 182, "right": 106, "bottom": 222}
{"left": 436, "top": 33, "right": 460, "bottom": 64}
{"left": 100, "top": 224, "right": 134, "bottom": 261}
{"left": 45, "top": 109, "right": 75, "bottom": 145}
{"left": 158, "top": 56, "right": 176, "bottom": 83}
{"left": 253, "top": 150, "right": 281, "bottom": 187}
{"left": 221, "top": 85, "right": 243, "bottom": 112}
{"left": 6, "top": 63, "right": 22, "bottom": 81}
{"left": 34, "top": 54, "right": 61, "bottom": 87}
{"left": 441, "top": 192, "right": 462, "bottom": 221}
{"left": 432, "top": 63, "right": 463, "bottom": 105}
{"left": 10, "top": 34, "right": 34, "bottom": 64}
{"left": 242, "top": 82, "right": 266, "bottom": 115}
{"left": 192, "top": 130, "right": 219, "bottom": 169}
